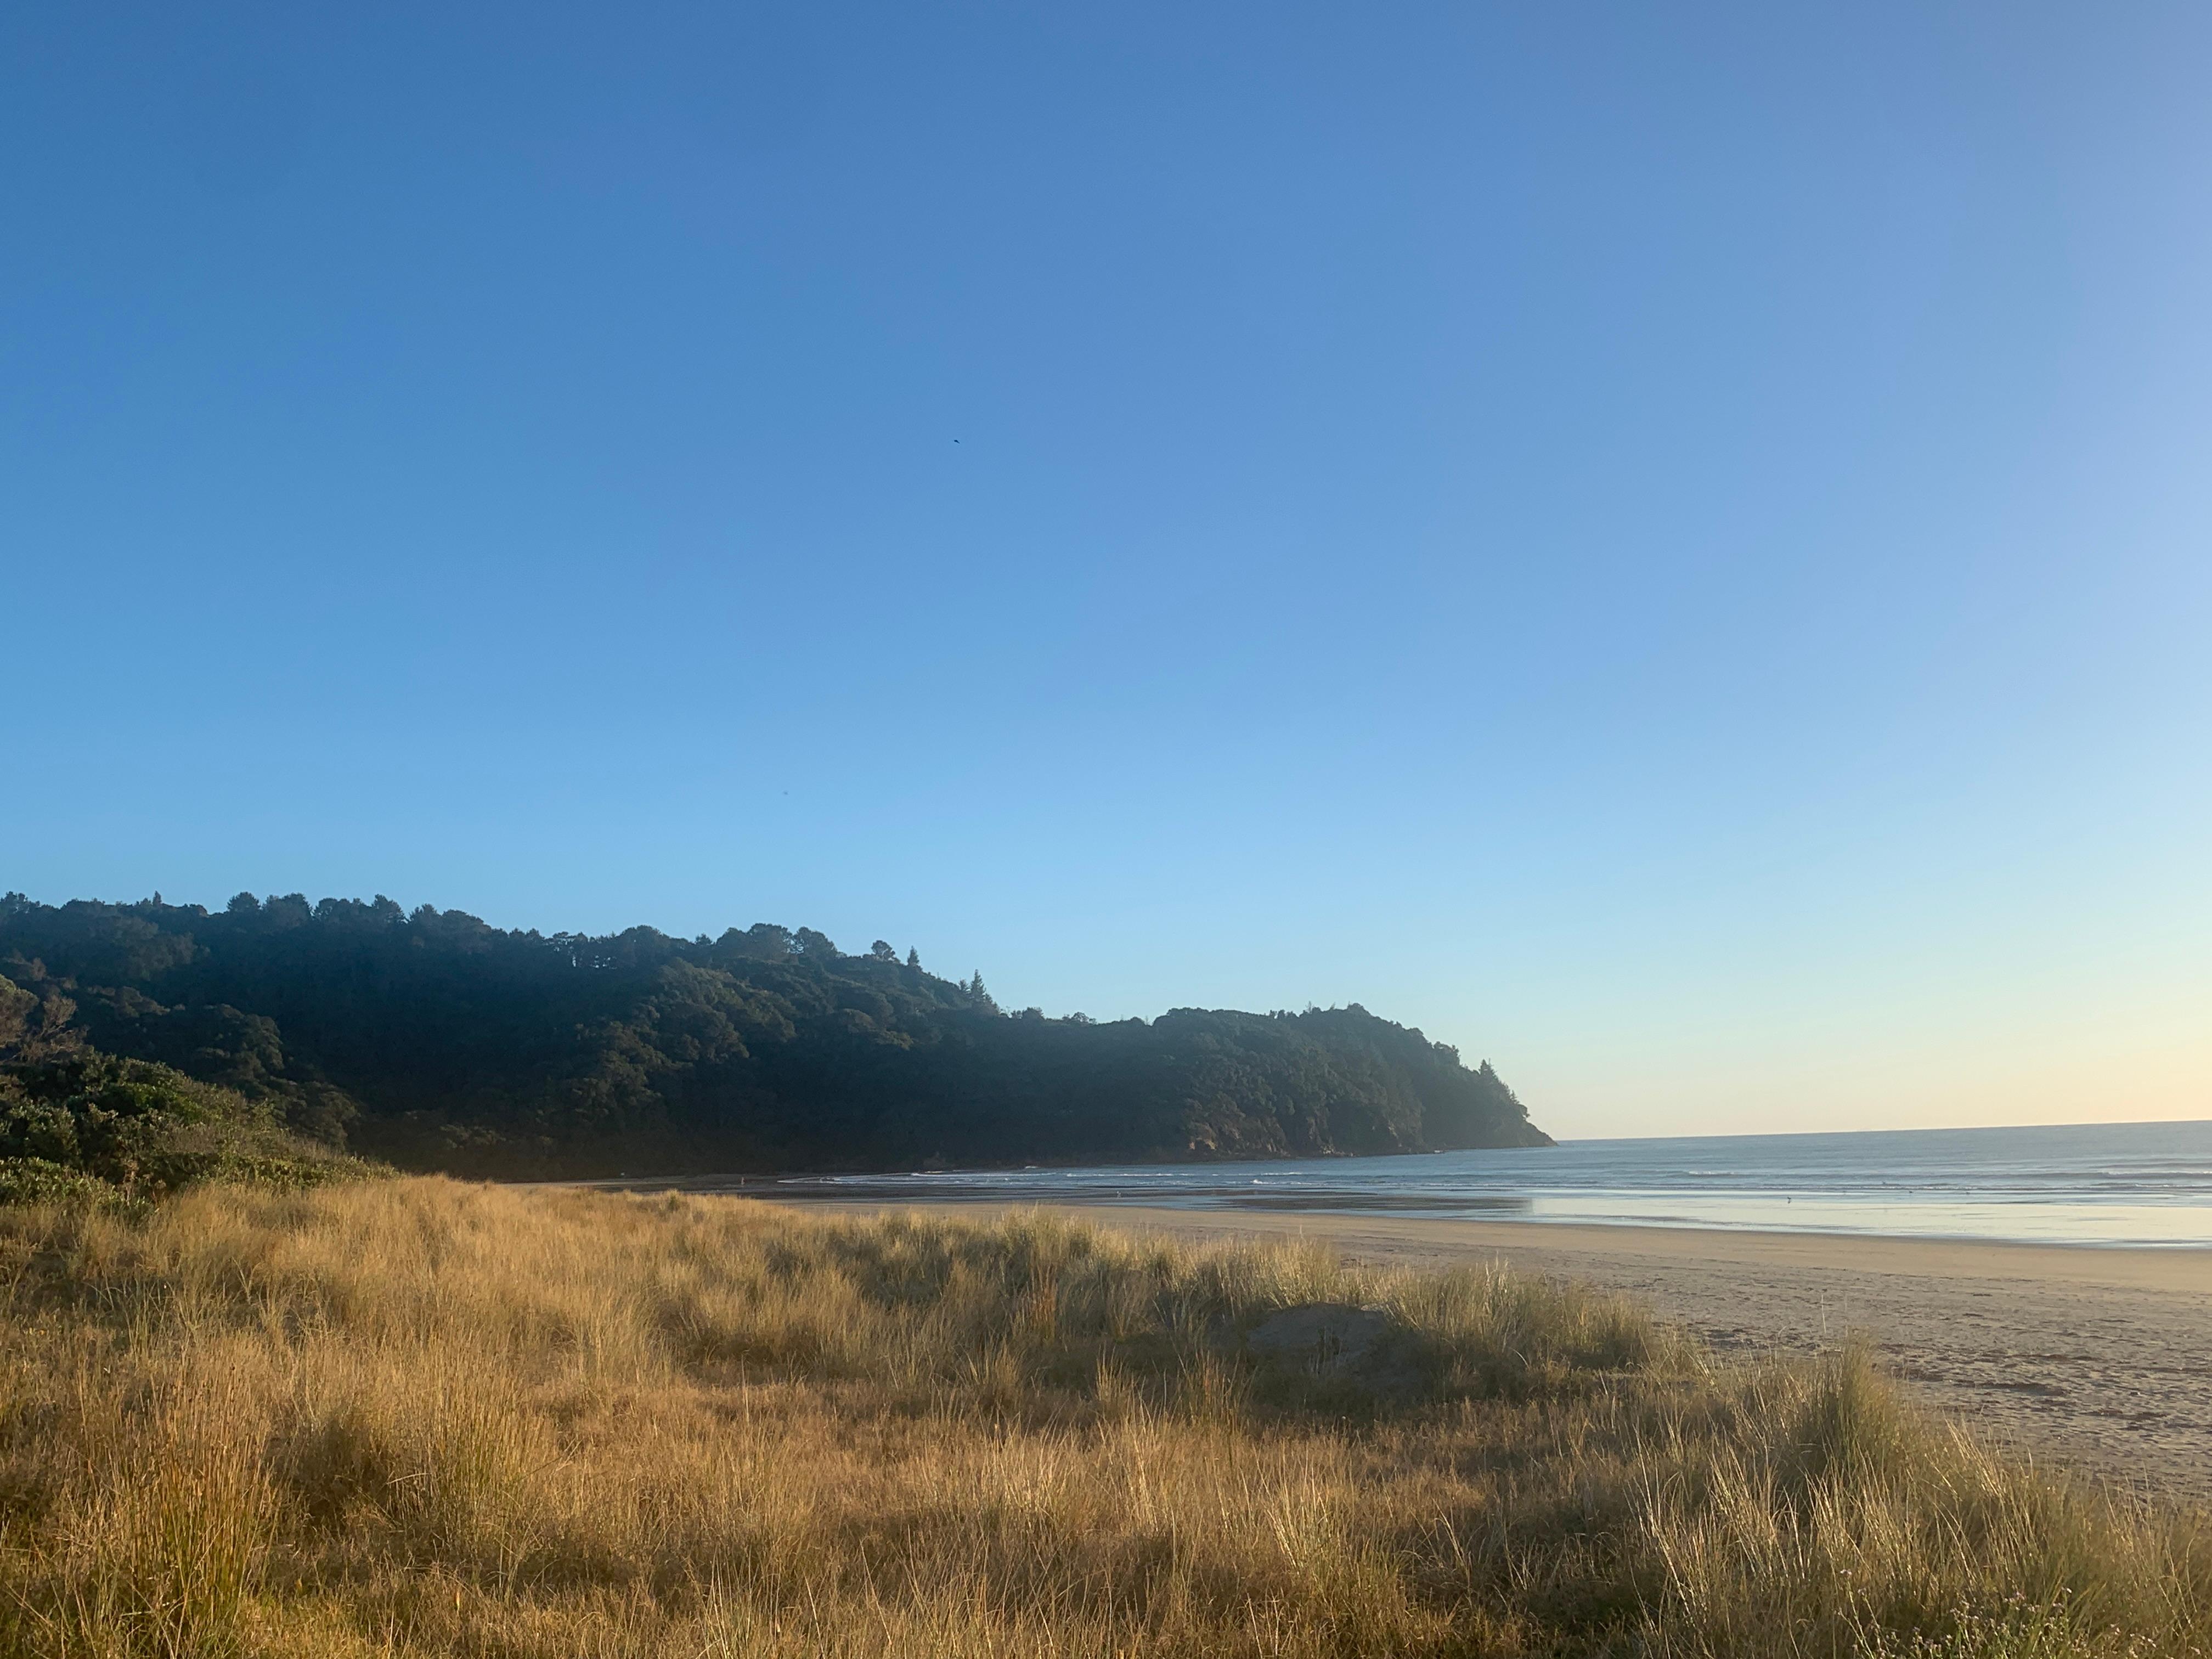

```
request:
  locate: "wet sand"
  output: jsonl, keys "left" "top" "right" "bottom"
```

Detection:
{"left": 802, "top": 1200, "right": 2212, "bottom": 1502}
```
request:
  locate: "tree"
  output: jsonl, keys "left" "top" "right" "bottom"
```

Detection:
{"left": 0, "top": 975, "right": 33, "bottom": 1050}
{"left": 264, "top": 894, "right": 312, "bottom": 928}
{"left": 906, "top": 947, "right": 919, "bottom": 969}
{"left": 721, "top": 923, "right": 793, "bottom": 960}
{"left": 966, "top": 973, "right": 1001, "bottom": 1015}
{"left": 870, "top": 940, "right": 898, "bottom": 961}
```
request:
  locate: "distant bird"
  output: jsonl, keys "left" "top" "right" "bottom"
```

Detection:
{"left": 953, "top": 438, "right": 961, "bottom": 444}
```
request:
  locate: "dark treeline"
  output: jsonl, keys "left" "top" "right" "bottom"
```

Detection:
{"left": 0, "top": 892, "right": 1550, "bottom": 1179}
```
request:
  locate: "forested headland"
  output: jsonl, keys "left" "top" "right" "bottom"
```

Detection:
{"left": 0, "top": 891, "right": 1549, "bottom": 1182}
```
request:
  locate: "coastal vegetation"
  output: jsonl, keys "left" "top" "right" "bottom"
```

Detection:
{"left": 0, "top": 971, "right": 371, "bottom": 1207}
{"left": 1, "top": 1178, "right": 2204, "bottom": 1658}
{"left": 0, "top": 893, "right": 1546, "bottom": 1180}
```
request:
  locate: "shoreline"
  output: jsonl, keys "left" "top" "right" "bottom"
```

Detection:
{"left": 766, "top": 1198, "right": 2212, "bottom": 1502}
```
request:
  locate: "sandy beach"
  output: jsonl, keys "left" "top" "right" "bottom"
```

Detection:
{"left": 798, "top": 1200, "right": 2212, "bottom": 1502}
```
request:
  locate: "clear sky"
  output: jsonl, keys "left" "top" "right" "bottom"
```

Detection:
{"left": 4, "top": 2, "right": 2208, "bottom": 1139}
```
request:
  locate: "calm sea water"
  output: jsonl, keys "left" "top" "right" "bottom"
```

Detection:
{"left": 770, "top": 1120, "right": 2212, "bottom": 1246}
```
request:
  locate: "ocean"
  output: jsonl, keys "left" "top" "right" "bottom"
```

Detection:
{"left": 766, "top": 1119, "right": 2212, "bottom": 1246}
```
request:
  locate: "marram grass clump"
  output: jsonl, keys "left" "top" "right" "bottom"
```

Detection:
{"left": 0, "top": 1180, "right": 2205, "bottom": 1657}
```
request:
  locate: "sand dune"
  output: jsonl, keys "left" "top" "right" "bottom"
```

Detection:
{"left": 802, "top": 1201, "right": 2212, "bottom": 1501}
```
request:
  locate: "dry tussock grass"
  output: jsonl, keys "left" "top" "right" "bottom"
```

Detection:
{"left": 0, "top": 1178, "right": 2204, "bottom": 1657}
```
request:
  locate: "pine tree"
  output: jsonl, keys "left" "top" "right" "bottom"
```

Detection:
{"left": 906, "top": 947, "right": 919, "bottom": 969}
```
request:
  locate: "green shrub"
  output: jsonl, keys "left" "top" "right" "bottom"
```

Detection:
{"left": 0, "top": 1154, "right": 121, "bottom": 1207}
{"left": 0, "top": 1049, "right": 380, "bottom": 1203}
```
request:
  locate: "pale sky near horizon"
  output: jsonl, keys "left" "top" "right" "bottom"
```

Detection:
{"left": 3, "top": 2, "right": 2208, "bottom": 1139}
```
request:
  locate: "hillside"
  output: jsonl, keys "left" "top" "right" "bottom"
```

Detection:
{"left": 0, "top": 892, "right": 1549, "bottom": 1178}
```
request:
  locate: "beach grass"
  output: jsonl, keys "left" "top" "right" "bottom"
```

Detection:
{"left": 0, "top": 1178, "right": 2204, "bottom": 1657}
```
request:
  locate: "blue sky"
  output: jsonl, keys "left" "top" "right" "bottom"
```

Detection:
{"left": 4, "top": 2, "right": 2207, "bottom": 1137}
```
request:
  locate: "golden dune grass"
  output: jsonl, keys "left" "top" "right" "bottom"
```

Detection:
{"left": 0, "top": 1178, "right": 2204, "bottom": 1657}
